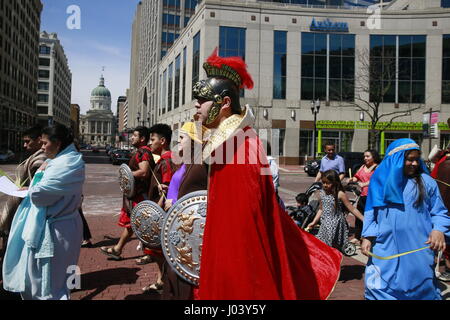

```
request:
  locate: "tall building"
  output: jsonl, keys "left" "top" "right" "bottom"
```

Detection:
{"left": 154, "top": 0, "right": 450, "bottom": 164}
{"left": 116, "top": 95, "right": 127, "bottom": 133}
{"left": 128, "top": 0, "right": 198, "bottom": 129}
{"left": 0, "top": 0, "right": 43, "bottom": 152}
{"left": 70, "top": 104, "right": 80, "bottom": 140}
{"left": 37, "top": 31, "right": 72, "bottom": 128}
{"left": 79, "top": 75, "right": 116, "bottom": 146}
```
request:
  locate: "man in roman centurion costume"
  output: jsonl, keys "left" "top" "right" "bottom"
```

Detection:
{"left": 193, "top": 49, "right": 342, "bottom": 299}
{"left": 100, "top": 126, "right": 155, "bottom": 260}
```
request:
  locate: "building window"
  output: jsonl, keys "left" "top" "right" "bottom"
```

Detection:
{"left": 301, "top": 33, "right": 355, "bottom": 102}
{"left": 370, "top": 35, "right": 426, "bottom": 104}
{"left": 175, "top": 54, "right": 181, "bottom": 109}
{"left": 442, "top": 0, "right": 450, "bottom": 8}
{"left": 185, "top": 0, "right": 197, "bottom": 10}
{"left": 38, "top": 81, "right": 49, "bottom": 91}
{"left": 299, "top": 129, "right": 313, "bottom": 156}
{"left": 38, "top": 94, "right": 48, "bottom": 103}
{"left": 220, "top": 26, "right": 246, "bottom": 97}
{"left": 38, "top": 70, "right": 49, "bottom": 79}
{"left": 443, "top": 35, "right": 450, "bottom": 103}
{"left": 163, "top": 14, "right": 181, "bottom": 27}
{"left": 219, "top": 27, "right": 246, "bottom": 59}
{"left": 398, "top": 36, "right": 426, "bottom": 103}
{"left": 441, "top": 133, "right": 450, "bottom": 149}
{"left": 162, "top": 69, "right": 167, "bottom": 114}
{"left": 39, "top": 45, "right": 50, "bottom": 54}
{"left": 329, "top": 34, "right": 355, "bottom": 101}
{"left": 37, "top": 106, "right": 48, "bottom": 114}
{"left": 384, "top": 132, "right": 423, "bottom": 151}
{"left": 321, "top": 130, "right": 353, "bottom": 153}
{"left": 168, "top": 62, "right": 173, "bottom": 112}
{"left": 192, "top": 31, "right": 200, "bottom": 93}
{"left": 182, "top": 47, "right": 187, "bottom": 105}
{"left": 39, "top": 57, "right": 50, "bottom": 66}
{"left": 274, "top": 31, "right": 287, "bottom": 99}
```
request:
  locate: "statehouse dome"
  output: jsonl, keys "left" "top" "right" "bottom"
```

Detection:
{"left": 91, "top": 75, "right": 111, "bottom": 97}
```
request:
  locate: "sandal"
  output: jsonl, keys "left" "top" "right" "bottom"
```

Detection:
{"left": 100, "top": 246, "right": 122, "bottom": 260}
{"left": 142, "top": 282, "right": 163, "bottom": 293}
{"left": 81, "top": 240, "right": 93, "bottom": 248}
{"left": 135, "top": 255, "right": 153, "bottom": 265}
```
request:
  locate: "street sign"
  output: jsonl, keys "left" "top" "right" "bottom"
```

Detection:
{"left": 430, "top": 123, "right": 439, "bottom": 139}
{"left": 431, "top": 112, "right": 439, "bottom": 125}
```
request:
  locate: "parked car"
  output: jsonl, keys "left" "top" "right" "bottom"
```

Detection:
{"left": 304, "top": 159, "right": 321, "bottom": 177}
{"left": 108, "top": 148, "right": 119, "bottom": 161}
{"left": 111, "top": 149, "right": 131, "bottom": 165}
{"left": 304, "top": 152, "right": 364, "bottom": 177}
{"left": 0, "top": 149, "right": 15, "bottom": 163}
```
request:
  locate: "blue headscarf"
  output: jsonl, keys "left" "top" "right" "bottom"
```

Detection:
{"left": 365, "top": 138, "right": 429, "bottom": 212}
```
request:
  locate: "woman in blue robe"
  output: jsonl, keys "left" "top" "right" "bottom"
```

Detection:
{"left": 361, "top": 138, "right": 450, "bottom": 300}
{"left": 2, "top": 124, "right": 85, "bottom": 300}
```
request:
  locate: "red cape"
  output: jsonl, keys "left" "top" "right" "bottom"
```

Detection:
{"left": 198, "top": 127, "right": 342, "bottom": 300}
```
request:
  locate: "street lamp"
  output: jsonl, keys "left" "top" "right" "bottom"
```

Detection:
{"left": 311, "top": 99, "right": 320, "bottom": 160}
{"left": 359, "top": 111, "right": 365, "bottom": 122}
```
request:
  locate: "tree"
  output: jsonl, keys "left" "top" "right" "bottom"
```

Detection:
{"left": 335, "top": 48, "right": 422, "bottom": 150}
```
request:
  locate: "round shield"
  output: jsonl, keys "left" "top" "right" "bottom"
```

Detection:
{"left": 130, "top": 200, "right": 166, "bottom": 248}
{"left": 161, "top": 190, "right": 207, "bottom": 286}
{"left": 118, "top": 164, "right": 135, "bottom": 198}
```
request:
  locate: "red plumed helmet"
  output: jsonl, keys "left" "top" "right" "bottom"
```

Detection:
{"left": 203, "top": 48, "right": 254, "bottom": 90}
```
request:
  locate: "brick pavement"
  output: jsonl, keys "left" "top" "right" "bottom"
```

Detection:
{"left": 68, "top": 213, "right": 365, "bottom": 300}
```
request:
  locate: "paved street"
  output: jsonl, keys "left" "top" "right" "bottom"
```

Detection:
{"left": 0, "top": 150, "right": 448, "bottom": 300}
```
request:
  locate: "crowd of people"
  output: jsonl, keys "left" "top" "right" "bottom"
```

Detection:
{"left": 0, "top": 49, "right": 449, "bottom": 300}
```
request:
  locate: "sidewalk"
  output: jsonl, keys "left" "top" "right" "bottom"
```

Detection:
{"left": 69, "top": 214, "right": 364, "bottom": 300}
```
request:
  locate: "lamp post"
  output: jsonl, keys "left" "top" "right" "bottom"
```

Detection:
{"left": 311, "top": 99, "right": 320, "bottom": 160}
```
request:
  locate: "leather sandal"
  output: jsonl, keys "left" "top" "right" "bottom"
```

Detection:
{"left": 135, "top": 255, "right": 153, "bottom": 265}
{"left": 142, "top": 281, "right": 163, "bottom": 293}
{"left": 100, "top": 246, "right": 122, "bottom": 260}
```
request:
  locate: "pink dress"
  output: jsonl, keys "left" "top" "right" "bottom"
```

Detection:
{"left": 354, "top": 165, "right": 376, "bottom": 196}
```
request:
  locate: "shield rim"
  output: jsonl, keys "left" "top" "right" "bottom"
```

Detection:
{"left": 118, "top": 163, "right": 135, "bottom": 198}
{"left": 161, "top": 190, "right": 208, "bottom": 286}
{"left": 130, "top": 200, "right": 166, "bottom": 248}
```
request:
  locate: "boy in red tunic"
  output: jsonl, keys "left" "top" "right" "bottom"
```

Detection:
{"left": 141, "top": 124, "right": 177, "bottom": 292}
{"left": 100, "top": 126, "right": 155, "bottom": 260}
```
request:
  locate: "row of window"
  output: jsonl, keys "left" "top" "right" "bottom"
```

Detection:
{"left": 159, "top": 29, "right": 450, "bottom": 116}
{"left": 298, "top": 129, "right": 424, "bottom": 157}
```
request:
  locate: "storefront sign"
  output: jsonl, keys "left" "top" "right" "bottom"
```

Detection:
{"left": 310, "top": 18, "right": 349, "bottom": 33}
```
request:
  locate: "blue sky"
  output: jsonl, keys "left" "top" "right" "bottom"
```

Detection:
{"left": 41, "top": 0, "right": 141, "bottom": 114}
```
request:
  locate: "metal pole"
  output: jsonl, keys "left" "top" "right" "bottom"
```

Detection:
{"left": 313, "top": 111, "right": 317, "bottom": 160}
{"left": 429, "top": 107, "right": 432, "bottom": 156}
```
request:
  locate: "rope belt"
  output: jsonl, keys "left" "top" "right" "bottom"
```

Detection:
{"left": 435, "top": 179, "right": 450, "bottom": 187}
{"left": 367, "top": 246, "right": 430, "bottom": 260}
